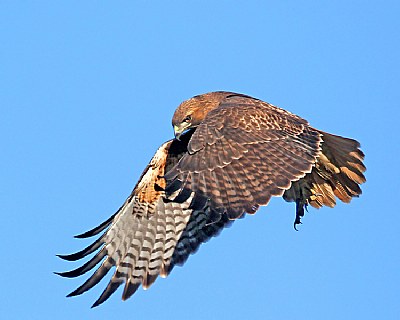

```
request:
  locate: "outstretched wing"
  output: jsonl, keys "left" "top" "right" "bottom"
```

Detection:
{"left": 165, "top": 95, "right": 322, "bottom": 220}
{"left": 57, "top": 135, "right": 232, "bottom": 307}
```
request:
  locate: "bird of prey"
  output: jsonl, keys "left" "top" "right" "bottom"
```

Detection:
{"left": 57, "top": 91, "right": 366, "bottom": 307}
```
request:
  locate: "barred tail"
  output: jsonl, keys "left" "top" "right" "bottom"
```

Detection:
{"left": 283, "top": 130, "right": 366, "bottom": 226}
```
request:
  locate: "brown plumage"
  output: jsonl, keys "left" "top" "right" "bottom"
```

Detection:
{"left": 57, "top": 91, "right": 366, "bottom": 307}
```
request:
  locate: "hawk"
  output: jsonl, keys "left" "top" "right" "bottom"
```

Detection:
{"left": 57, "top": 91, "right": 366, "bottom": 307}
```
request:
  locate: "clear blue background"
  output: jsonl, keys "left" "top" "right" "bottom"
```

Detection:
{"left": 1, "top": 1, "right": 399, "bottom": 319}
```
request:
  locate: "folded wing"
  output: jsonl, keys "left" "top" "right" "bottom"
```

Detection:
{"left": 165, "top": 95, "right": 322, "bottom": 220}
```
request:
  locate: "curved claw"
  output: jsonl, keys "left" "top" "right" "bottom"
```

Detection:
{"left": 293, "top": 221, "right": 302, "bottom": 231}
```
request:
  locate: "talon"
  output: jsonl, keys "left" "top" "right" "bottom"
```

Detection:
{"left": 294, "top": 221, "right": 302, "bottom": 231}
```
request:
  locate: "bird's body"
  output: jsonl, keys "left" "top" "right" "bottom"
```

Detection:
{"left": 58, "top": 92, "right": 366, "bottom": 307}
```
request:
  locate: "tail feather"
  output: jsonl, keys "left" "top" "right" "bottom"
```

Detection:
{"left": 317, "top": 131, "right": 365, "bottom": 197}
{"left": 309, "top": 172, "right": 336, "bottom": 208}
{"left": 283, "top": 130, "right": 366, "bottom": 225}
{"left": 319, "top": 131, "right": 366, "bottom": 180}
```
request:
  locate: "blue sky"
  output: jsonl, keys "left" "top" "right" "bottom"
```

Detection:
{"left": 1, "top": 1, "right": 399, "bottom": 319}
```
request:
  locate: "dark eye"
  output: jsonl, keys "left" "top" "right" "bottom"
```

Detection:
{"left": 183, "top": 115, "right": 192, "bottom": 123}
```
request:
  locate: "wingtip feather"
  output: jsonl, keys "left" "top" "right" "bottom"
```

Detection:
{"left": 74, "top": 211, "right": 118, "bottom": 239}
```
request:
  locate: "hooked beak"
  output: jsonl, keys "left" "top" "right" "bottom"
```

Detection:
{"left": 174, "top": 125, "right": 190, "bottom": 141}
{"left": 174, "top": 125, "right": 184, "bottom": 141}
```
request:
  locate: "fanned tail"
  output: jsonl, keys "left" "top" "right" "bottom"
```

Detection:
{"left": 284, "top": 130, "right": 366, "bottom": 226}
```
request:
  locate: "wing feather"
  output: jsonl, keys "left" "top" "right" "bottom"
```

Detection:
{"left": 57, "top": 235, "right": 105, "bottom": 261}
{"left": 58, "top": 138, "right": 220, "bottom": 306}
{"left": 165, "top": 95, "right": 321, "bottom": 218}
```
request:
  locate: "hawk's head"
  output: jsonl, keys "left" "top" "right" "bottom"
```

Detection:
{"left": 172, "top": 91, "right": 233, "bottom": 140}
